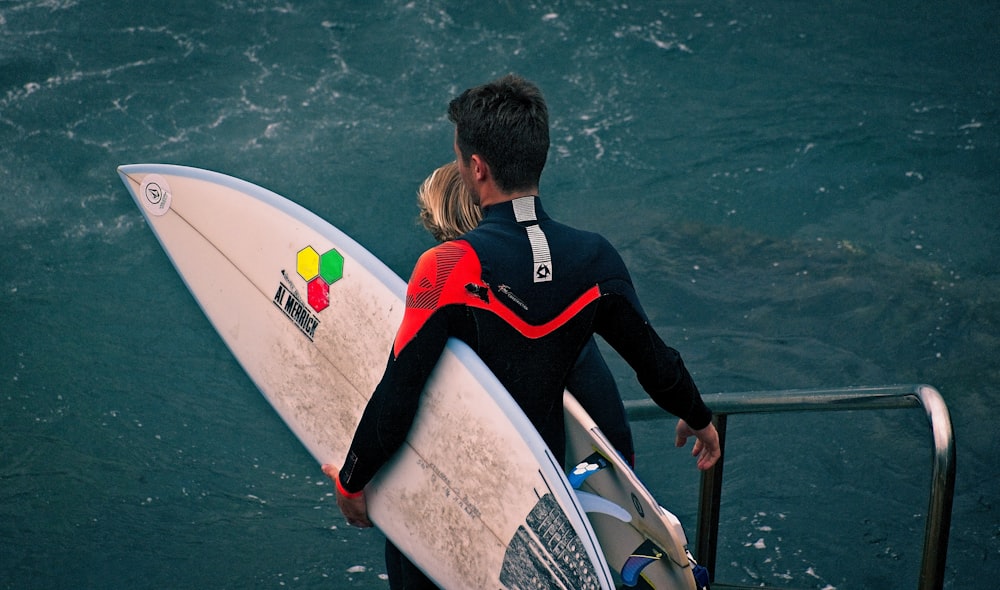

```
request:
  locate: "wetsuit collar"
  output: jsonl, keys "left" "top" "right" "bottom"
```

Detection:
{"left": 482, "top": 196, "right": 548, "bottom": 225}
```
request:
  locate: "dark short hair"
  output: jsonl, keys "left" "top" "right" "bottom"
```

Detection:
{"left": 448, "top": 74, "right": 549, "bottom": 193}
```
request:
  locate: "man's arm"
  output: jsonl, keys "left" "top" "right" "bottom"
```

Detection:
{"left": 325, "top": 242, "right": 479, "bottom": 522}
{"left": 594, "top": 280, "right": 720, "bottom": 470}
{"left": 337, "top": 314, "right": 451, "bottom": 493}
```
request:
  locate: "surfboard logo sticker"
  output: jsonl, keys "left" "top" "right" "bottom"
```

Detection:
{"left": 631, "top": 492, "right": 645, "bottom": 518}
{"left": 568, "top": 452, "right": 609, "bottom": 489}
{"left": 139, "top": 174, "right": 172, "bottom": 216}
{"left": 294, "top": 245, "right": 344, "bottom": 313}
{"left": 273, "top": 281, "right": 321, "bottom": 341}
{"left": 272, "top": 245, "right": 345, "bottom": 340}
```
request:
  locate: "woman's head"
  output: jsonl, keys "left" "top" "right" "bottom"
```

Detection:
{"left": 417, "top": 161, "right": 482, "bottom": 242}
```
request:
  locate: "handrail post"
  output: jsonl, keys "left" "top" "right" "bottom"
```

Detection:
{"left": 695, "top": 413, "right": 726, "bottom": 581}
{"left": 916, "top": 385, "right": 956, "bottom": 590}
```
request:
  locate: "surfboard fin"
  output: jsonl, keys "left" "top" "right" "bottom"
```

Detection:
{"left": 575, "top": 490, "right": 632, "bottom": 523}
{"left": 620, "top": 539, "right": 665, "bottom": 587}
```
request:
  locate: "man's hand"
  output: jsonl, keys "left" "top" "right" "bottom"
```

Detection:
{"left": 675, "top": 420, "right": 721, "bottom": 471}
{"left": 321, "top": 464, "right": 373, "bottom": 528}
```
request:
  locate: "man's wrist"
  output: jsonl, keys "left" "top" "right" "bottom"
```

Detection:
{"left": 336, "top": 474, "right": 364, "bottom": 499}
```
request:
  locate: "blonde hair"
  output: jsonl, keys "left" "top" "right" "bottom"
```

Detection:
{"left": 417, "top": 161, "right": 482, "bottom": 242}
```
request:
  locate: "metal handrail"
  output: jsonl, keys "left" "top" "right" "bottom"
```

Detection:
{"left": 624, "top": 384, "right": 955, "bottom": 590}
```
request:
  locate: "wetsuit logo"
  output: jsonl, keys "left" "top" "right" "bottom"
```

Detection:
{"left": 535, "top": 263, "right": 551, "bottom": 281}
{"left": 498, "top": 284, "right": 528, "bottom": 311}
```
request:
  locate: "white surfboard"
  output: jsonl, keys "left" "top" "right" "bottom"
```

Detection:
{"left": 118, "top": 164, "right": 615, "bottom": 590}
{"left": 564, "top": 393, "right": 700, "bottom": 589}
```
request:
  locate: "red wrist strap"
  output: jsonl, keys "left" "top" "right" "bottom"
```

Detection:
{"left": 336, "top": 474, "right": 364, "bottom": 499}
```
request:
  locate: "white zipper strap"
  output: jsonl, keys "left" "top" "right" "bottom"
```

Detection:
{"left": 512, "top": 196, "right": 552, "bottom": 283}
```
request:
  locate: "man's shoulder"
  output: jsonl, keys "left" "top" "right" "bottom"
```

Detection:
{"left": 544, "top": 216, "right": 613, "bottom": 244}
{"left": 410, "top": 239, "right": 480, "bottom": 283}
{"left": 416, "top": 239, "right": 476, "bottom": 263}
{"left": 545, "top": 220, "right": 621, "bottom": 258}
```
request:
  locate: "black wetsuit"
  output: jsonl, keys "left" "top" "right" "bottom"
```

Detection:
{"left": 569, "top": 336, "right": 634, "bottom": 465}
{"left": 339, "top": 196, "right": 711, "bottom": 588}
{"left": 341, "top": 195, "right": 710, "bottom": 490}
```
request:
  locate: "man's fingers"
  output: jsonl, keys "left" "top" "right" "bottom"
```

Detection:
{"left": 691, "top": 438, "right": 704, "bottom": 457}
{"left": 676, "top": 420, "right": 722, "bottom": 471}
{"left": 321, "top": 464, "right": 373, "bottom": 527}
{"left": 337, "top": 493, "right": 373, "bottom": 528}
{"left": 675, "top": 420, "right": 693, "bottom": 448}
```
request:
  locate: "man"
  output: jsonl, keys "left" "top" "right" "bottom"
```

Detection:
{"left": 324, "top": 74, "right": 720, "bottom": 589}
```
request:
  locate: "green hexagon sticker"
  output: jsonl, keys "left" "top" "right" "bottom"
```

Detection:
{"left": 319, "top": 248, "right": 344, "bottom": 284}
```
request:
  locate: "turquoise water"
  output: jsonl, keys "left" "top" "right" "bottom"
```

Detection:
{"left": 2, "top": 1, "right": 997, "bottom": 588}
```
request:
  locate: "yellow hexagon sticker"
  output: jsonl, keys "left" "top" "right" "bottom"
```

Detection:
{"left": 296, "top": 246, "right": 320, "bottom": 281}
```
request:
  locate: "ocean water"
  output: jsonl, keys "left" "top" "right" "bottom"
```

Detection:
{"left": 1, "top": 1, "right": 997, "bottom": 588}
